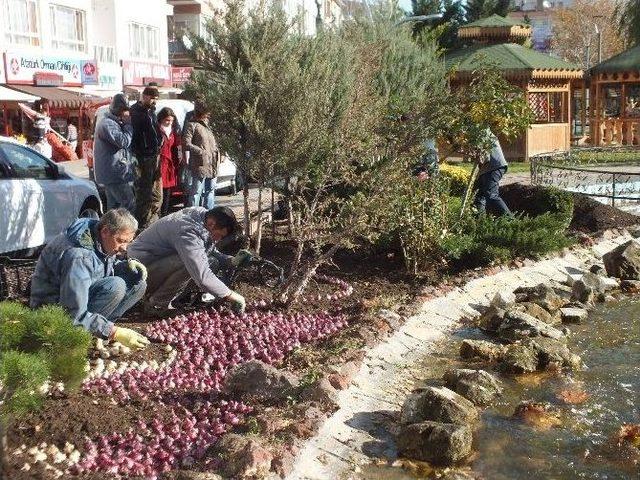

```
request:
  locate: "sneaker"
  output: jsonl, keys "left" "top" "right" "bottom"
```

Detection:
{"left": 201, "top": 293, "right": 216, "bottom": 303}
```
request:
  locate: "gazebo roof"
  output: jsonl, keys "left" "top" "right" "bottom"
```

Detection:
{"left": 464, "top": 14, "right": 528, "bottom": 28}
{"left": 445, "top": 42, "right": 583, "bottom": 80}
{"left": 458, "top": 14, "right": 532, "bottom": 40}
{"left": 591, "top": 45, "right": 640, "bottom": 74}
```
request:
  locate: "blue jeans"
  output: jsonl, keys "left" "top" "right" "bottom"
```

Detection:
{"left": 104, "top": 183, "right": 135, "bottom": 215}
{"left": 474, "top": 167, "right": 511, "bottom": 216}
{"left": 87, "top": 275, "right": 146, "bottom": 321}
{"left": 188, "top": 176, "right": 216, "bottom": 209}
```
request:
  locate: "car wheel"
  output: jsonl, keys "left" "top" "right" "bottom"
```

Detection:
{"left": 79, "top": 197, "right": 101, "bottom": 219}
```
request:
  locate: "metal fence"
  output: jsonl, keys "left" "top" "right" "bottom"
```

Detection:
{"left": 530, "top": 147, "right": 640, "bottom": 207}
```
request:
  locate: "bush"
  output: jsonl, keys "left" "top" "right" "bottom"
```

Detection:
{"left": 0, "top": 301, "right": 91, "bottom": 415}
{"left": 440, "top": 212, "right": 573, "bottom": 269}
{"left": 439, "top": 164, "right": 470, "bottom": 196}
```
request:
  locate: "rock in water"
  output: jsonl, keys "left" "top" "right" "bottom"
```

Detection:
{"left": 459, "top": 339, "right": 507, "bottom": 362}
{"left": 523, "top": 337, "right": 582, "bottom": 370}
{"left": 476, "top": 306, "right": 506, "bottom": 332}
{"left": 443, "top": 369, "right": 503, "bottom": 406}
{"left": 513, "top": 401, "right": 562, "bottom": 431}
{"left": 400, "top": 386, "right": 479, "bottom": 425}
{"left": 560, "top": 307, "right": 588, "bottom": 324}
{"left": 500, "top": 343, "right": 539, "bottom": 373}
{"left": 513, "top": 284, "right": 564, "bottom": 313}
{"left": 396, "top": 421, "right": 472, "bottom": 465}
{"left": 497, "top": 310, "right": 565, "bottom": 342}
{"left": 602, "top": 240, "right": 640, "bottom": 280}
{"left": 512, "top": 302, "right": 561, "bottom": 325}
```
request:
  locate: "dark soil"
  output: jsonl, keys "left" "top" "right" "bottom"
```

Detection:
{"left": 501, "top": 183, "right": 640, "bottom": 233}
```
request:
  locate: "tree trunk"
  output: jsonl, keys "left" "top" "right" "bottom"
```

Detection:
{"left": 255, "top": 184, "right": 264, "bottom": 255}
{"left": 276, "top": 243, "right": 341, "bottom": 306}
{"left": 271, "top": 187, "right": 276, "bottom": 239}
{"left": 243, "top": 182, "right": 251, "bottom": 237}
{"left": 460, "top": 162, "right": 479, "bottom": 219}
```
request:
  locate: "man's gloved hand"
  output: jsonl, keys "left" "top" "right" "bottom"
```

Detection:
{"left": 113, "top": 327, "right": 149, "bottom": 350}
{"left": 226, "top": 291, "right": 246, "bottom": 315}
{"left": 128, "top": 258, "right": 148, "bottom": 282}
{"left": 231, "top": 249, "right": 253, "bottom": 267}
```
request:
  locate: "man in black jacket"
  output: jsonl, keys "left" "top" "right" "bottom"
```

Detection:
{"left": 131, "top": 85, "right": 161, "bottom": 229}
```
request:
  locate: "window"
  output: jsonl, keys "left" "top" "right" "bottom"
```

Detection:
{"left": 50, "top": 4, "right": 86, "bottom": 52}
{"left": 529, "top": 91, "right": 568, "bottom": 124}
{"left": 602, "top": 85, "right": 622, "bottom": 118}
{"left": 1, "top": 0, "right": 40, "bottom": 46}
{"left": 0, "top": 143, "right": 55, "bottom": 180}
{"left": 625, "top": 85, "right": 640, "bottom": 118}
{"left": 94, "top": 45, "right": 116, "bottom": 64}
{"left": 128, "top": 22, "right": 160, "bottom": 61}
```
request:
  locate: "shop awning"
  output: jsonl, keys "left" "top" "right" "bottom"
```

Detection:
{"left": 0, "top": 85, "right": 39, "bottom": 102}
{"left": 7, "top": 85, "right": 103, "bottom": 108}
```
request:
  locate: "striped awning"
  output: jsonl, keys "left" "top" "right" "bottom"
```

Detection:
{"left": 6, "top": 85, "right": 104, "bottom": 108}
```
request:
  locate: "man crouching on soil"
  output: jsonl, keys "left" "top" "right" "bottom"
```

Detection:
{"left": 30, "top": 208, "right": 149, "bottom": 349}
{"left": 127, "top": 206, "right": 250, "bottom": 317}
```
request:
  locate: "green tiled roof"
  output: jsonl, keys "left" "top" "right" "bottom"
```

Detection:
{"left": 462, "top": 14, "right": 528, "bottom": 29}
{"left": 445, "top": 43, "right": 582, "bottom": 73}
{"left": 591, "top": 45, "right": 640, "bottom": 74}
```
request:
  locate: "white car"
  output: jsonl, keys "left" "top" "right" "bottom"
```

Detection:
{"left": 0, "top": 137, "right": 102, "bottom": 256}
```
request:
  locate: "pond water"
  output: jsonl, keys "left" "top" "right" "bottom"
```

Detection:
{"left": 359, "top": 299, "right": 640, "bottom": 480}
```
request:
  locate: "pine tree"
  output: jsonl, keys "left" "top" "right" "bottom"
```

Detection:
{"left": 410, "top": 0, "right": 466, "bottom": 51}
{"left": 616, "top": 0, "right": 640, "bottom": 46}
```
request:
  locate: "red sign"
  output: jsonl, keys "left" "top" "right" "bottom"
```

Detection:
{"left": 171, "top": 67, "right": 193, "bottom": 87}
{"left": 122, "top": 60, "right": 171, "bottom": 86}
{"left": 34, "top": 72, "right": 63, "bottom": 86}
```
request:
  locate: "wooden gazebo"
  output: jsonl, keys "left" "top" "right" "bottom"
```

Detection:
{"left": 445, "top": 15, "right": 583, "bottom": 160}
{"left": 590, "top": 45, "right": 640, "bottom": 146}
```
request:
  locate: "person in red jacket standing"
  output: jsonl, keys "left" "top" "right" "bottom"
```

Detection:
{"left": 156, "top": 107, "right": 182, "bottom": 217}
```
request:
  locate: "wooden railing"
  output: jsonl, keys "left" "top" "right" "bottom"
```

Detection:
{"left": 594, "top": 118, "right": 640, "bottom": 146}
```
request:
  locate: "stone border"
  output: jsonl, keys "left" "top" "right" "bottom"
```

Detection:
{"left": 286, "top": 230, "right": 635, "bottom": 480}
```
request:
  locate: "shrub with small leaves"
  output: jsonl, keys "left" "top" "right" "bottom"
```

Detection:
{"left": 0, "top": 301, "right": 91, "bottom": 415}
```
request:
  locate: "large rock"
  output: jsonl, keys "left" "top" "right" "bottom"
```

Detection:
{"left": 396, "top": 421, "right": 472, "bottom": 466}
{"left": 571, "top": 272, "right": 612, "bottom": 303}
{"left": 491, "top": 291, "right": 516, "bottom": 310}
{"left": 500, "top": 343, "right": 539, "bottom": 373}
{"left": 560, "top": 307, "right": 588, "bottom": 324}
{"left": 602, "top": 240, "right": 640, "bottom": 280}
{"left": 299, "top": 377, "right": 339, "bottom": 409}
{"left": 476, "top": 306, "right": 506, "bottom": 332}
{"left": 497, "top": 310, "right": 565, "bottom": 342}
{"left": 459, "top": 339, "right": 507, "bottom": 362}
{"left": 223, "top": 360, "right": 299, "bottom": 404}
{"left": 400, "top": 386, "right": 479, "bottom": 425}
{"left": 512, "top": 302, "right": 561, "bottom": 326}
{"left": 443, "top": 369, "right": 503, "bottom": 406}
{"left": 513, "top": 284, "right": 564, "bottom": 313}
{"left": 212, "top": 434, "right": 273, "bottom": 478}
{"left": 523, "top": 337, "right": 582, "bottom": 370}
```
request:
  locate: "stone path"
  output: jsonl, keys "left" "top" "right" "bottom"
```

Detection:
{"left": 286, "top": 232, "right": 633, "bottom": 480}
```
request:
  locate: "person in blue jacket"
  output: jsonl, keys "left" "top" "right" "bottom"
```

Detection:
{"left": 30, "top": 209, "right": 149, "bottom": 349}
{"left": 93, "top": 93, "right": 135, "bottom": 213}
{"left": 474, "top": 131, "right": 512, "bottom": 216}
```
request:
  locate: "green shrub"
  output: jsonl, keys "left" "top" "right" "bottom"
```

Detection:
{"left": 0, "top": 351, "right": 50, "bottom": 415}
{"left": 0, "top": 301, "right": 91, "bottom": 415}
{"left": 526, "top": 186, "right": 574, "bottom": 226}
{"left": 440, "top": 212, "right": 573, "bottom": 269}
{"left": 439, "top": 164, "right": 470, "bottom": 196}
{"left": 0, "top": 301, "right": 29, "bottom": 350}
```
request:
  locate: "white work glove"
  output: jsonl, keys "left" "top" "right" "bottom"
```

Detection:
{"left": 225, "top": 291, "right": 246, "bottom": 315}
{"left": 113, "top": 327, "right": 150, "bottom": 350}
{"left": 128, "top": 258, "right": 148, "bottom": 282}
{"left": 230, "top": 249, "right": 253, "bottom": 267}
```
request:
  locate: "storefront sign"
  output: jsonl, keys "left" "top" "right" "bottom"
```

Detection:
{"left": 122, "top": 60, "right": 171, "bottom": 86}
{"left": 94, "top": 62, "right": 123, "bottom": 91}
{"left": 171, "top": 67, "right": 193, "bottom": 87}
{"left": 34, "top": 72, "right": 63, "bottom": 86}
{"left": 4, "top": 52, "right": 89, "bottom": 86}
{"left": 81, "top": 60, "right": 99, "bottom": 85}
